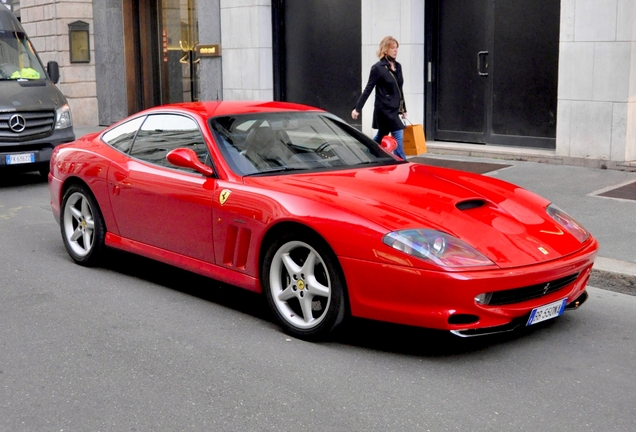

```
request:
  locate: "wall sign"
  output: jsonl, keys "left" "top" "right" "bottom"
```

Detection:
{"left": 69, "top": 21, "right": 90, "bottom": 63}
{"left": 197, "top": 44, "right": 221, "bottom": 57}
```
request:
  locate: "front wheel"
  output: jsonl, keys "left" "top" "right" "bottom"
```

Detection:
{"left": 60, "top": 184, "right": 106, "bottom": 266}
{"left": 262, "top": 233, "right": 346, "bottom": 340}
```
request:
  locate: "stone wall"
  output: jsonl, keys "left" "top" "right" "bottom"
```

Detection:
{"left": 557, "top": 0, "right": 636, "bottom": 162}
{"left": 20, "top": 0, "right": 97, "bottom": 127}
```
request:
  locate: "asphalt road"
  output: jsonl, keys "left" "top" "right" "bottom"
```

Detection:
{"left": 1, "top": 173, "right": 635, "bottom": 431}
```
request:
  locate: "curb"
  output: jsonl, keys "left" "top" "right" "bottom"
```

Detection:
{"left": 590, "top": 257, "right": 636, "bottom": 296}
{"left": 426, "top": 142, "right": 636, "bottom": 172}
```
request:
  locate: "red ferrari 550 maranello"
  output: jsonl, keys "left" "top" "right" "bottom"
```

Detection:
{"left": 49, "top": 101, "right": 597, "bottom": 340}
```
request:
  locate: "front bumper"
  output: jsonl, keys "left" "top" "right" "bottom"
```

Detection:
{"left": 340, "top": 237, "right": 598, "bottom": 332}
{"left": 0, "top": 126, "right": 75, "bottom": 172}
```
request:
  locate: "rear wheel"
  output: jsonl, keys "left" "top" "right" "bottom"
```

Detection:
{"left": 262, "top": 232, "right": 346, "bottom": 340}
{"left": 60, "top": 184, "right": 106, "bottom": 266}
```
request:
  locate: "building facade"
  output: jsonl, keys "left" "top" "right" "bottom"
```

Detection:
{"left": 13, "top": 0, "right": 636, "bottom": 163}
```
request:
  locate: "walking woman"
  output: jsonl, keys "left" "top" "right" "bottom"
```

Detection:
{"left": 351, "top": 36, "right": 407, "bottom": 159}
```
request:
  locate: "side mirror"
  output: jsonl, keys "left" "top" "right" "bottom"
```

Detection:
{"left": 47, "top": 61, "right": 60, "bottom": 84}
{"left": 167, "top": 148, "right": 214, "bottom": 176}
{"left": 380, "top": 136, "right": 399, "bottom": 157}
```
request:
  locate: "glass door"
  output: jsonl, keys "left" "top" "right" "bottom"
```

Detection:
{"left": 159, "top": 0, "right": 199, "bottom": 104}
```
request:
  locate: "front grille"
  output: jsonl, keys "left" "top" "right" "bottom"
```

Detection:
{"left": 0, "top": 142, "right": 54, "bottom": 153}
{"left": 0, "top": 111, "right": 56, "bottom": 142}
{"left": 487, "top": 272, "right": 580, "bottom": 305}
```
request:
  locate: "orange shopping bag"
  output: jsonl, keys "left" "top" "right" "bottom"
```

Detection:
{"left": 402, "top": 122, "right": 427, "bottom": 156}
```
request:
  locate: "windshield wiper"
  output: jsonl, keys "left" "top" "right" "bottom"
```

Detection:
{"left": 243, "top": 166, "right": 308, "bottom": 176}
{"left": 354, "top": 159, "right": 401, "bottom": 166}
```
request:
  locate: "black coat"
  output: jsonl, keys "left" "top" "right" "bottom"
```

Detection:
{"left": 354, "top": 56, "right": 406, "bottom": 132}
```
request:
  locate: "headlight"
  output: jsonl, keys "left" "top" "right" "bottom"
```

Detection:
{"left": 546, "top": 204, "right": 590, "bottom": 243}
{"left": 382, "top": 229, "right": 494, "bottom": 268}
{"left": 55, "top": 104, "right": 72, "bottom": 129}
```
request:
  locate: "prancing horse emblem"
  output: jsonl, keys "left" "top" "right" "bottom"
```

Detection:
{"left": 219, "top": 189, "right": 231, "bottom": 205}
{"left": 543, "top": 282, "right": 551, "bottom": 295}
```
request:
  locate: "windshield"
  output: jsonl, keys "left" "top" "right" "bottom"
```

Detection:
{"left": 0, "top": 30, "right": 46, "bottom": 80}
{"left": 209, "top": 112, "right": 399, "bottom": 176}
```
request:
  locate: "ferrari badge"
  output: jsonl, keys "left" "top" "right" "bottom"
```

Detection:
{"left": 219, "top": 189, "right": 231, "bottom": 205}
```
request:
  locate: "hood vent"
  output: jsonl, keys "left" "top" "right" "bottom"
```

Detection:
{"left": 456, "top": 199, "right": 486, "bottom": 211}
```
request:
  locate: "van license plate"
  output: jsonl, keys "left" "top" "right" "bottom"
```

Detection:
{"left": 527, "top": 298, "right": 567, "bottom": 326}
{"left": 6, "top": 153, "right": 35, "bottom": 165}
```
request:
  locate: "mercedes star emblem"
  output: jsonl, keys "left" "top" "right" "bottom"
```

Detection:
{"left": 9, "top": 114, "right": 26, "bottom": 133}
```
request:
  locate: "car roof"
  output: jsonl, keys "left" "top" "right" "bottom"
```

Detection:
{"left": 143, "top": 100, "right": 325, "bottom": 118}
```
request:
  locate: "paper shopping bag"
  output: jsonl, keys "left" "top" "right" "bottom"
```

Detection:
{"left": 403, "top": 123, "right": 427, "bottom": 156}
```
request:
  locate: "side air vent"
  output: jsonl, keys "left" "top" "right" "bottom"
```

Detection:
{"left": 456, "top": 199, "right": 486, "bottom": 210}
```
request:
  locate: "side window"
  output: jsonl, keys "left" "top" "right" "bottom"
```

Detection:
{"left": 130, "top": 114, "right": 208, "bottom": 171}
{"left": 102, "top": 116, "right": 145, "bottom": 153}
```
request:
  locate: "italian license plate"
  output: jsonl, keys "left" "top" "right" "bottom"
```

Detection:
{"left": 527, "top": 298, "right": 567, "bottom": 326}
{"left": 6, "top": 153, "right": 35, "bottom": 165}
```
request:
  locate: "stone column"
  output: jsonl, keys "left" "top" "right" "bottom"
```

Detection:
{"left": 198, "top": 0, "right": 223, "bottom": 101}
{"left": 219, "top": 0, "right": 273, "bottom": 100}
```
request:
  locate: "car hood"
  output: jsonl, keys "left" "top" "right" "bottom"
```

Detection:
{"left": 0, "top": 80, "right": 65, "bottom": 111}
{"left": 247, "top": 163, "right": 589, "bottom": 268}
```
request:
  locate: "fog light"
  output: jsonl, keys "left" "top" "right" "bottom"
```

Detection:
{"left": 474, "top": 292, "right": 492, "bottom": 305}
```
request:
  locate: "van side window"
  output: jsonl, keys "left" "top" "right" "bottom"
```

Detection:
{"left": 130, "top": 114, "right": 209, "bottom": 172}
{"left": 102, "top": 117, "right": 145, "bottom": 153}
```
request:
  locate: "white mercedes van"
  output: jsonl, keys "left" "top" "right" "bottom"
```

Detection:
{"left": 0, "top": 7, "right": 74, "bottom": 177}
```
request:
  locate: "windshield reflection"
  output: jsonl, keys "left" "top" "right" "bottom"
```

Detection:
{"left": 209, "top": 112, "right": 400, "bottom": 176}
{"left": 0, "top": 30, "right": 46, "bottom": 80}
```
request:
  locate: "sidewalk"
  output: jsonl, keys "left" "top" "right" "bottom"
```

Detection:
{"left": 73, "top": 126, "right": 636, "bottom": 294}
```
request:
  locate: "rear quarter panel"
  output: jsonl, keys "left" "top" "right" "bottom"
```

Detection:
{"left": 51, "top": 137, "right": 121, "bottom": 235}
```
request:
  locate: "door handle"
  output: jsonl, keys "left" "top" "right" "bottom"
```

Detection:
{"left": 477, "top": 51, "right": 488, "bottom": 76}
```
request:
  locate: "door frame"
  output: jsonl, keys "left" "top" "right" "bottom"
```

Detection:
{"left": 123, "top": 0, "right": 161, "bottom": 115}
{"left": 124, "top": 0, "right": 200, "bottom": 113}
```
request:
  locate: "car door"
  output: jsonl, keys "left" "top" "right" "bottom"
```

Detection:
{"left": 107, "top": 113, "right": 216, "bottom": 263}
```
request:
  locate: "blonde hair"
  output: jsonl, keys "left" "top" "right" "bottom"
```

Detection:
{"left": 376, "top": 36, "right": 399, "bottom": 59}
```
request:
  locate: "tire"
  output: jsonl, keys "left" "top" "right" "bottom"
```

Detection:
{"left": 262, "top": 232, "right": 346, "bottom": 340}
{"left": 60, "top": 184, "right": 106, "bottom": 266}
{"left": 38, "top": 164, "right": 50, "bottom": 180}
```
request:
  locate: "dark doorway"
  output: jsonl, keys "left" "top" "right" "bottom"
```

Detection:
{"left": 272, "top": 0, "right": 361, "bottom": 126}
{"left": 428, "top": 0, "right": 560, "bottom": 149}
